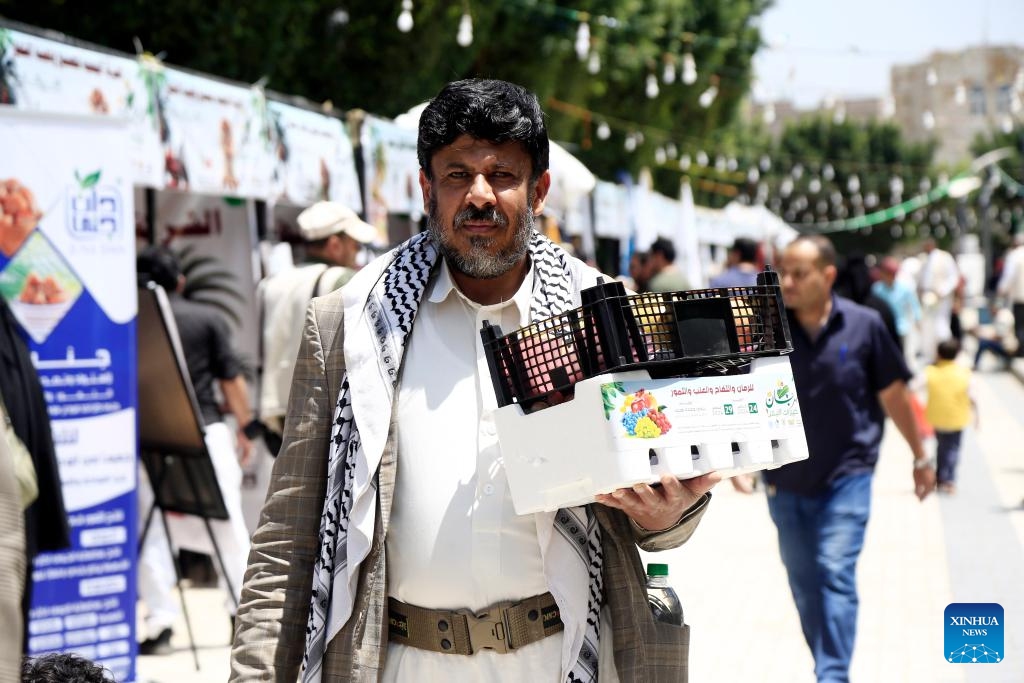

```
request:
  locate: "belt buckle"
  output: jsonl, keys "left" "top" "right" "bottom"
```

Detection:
{"left": 463, "top": 603, "right": 513, "bottom": 654}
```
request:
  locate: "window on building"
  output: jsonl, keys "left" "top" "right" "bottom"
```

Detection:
{"left": 969, "top": 85, "right": 987, "bottom": 115}
{"left": 996, "top": 84, "right": 1012, "bottom": 114}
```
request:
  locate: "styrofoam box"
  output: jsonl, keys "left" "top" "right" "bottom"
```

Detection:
{"left": 495, "top": 355, "right": 809, "bottom": 514}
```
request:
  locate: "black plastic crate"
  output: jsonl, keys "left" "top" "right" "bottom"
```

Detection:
{"left": 480, "top": 268, "right": 792, "bottom": 410}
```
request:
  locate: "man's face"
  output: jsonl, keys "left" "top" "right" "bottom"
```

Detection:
{"left": 778, "top": 241, "right": 836, "bottom": 312}
{"left": 420, "top": 134, "right": 550, "bottom": 279}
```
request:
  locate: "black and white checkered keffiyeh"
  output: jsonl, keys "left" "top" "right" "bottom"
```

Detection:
{"left": 301, "top": 231, "right": 604, "bottom": 682}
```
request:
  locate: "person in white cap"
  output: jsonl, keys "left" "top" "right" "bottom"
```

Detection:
{"left": 257, "top": 201, "right": 376, "bottom": 448}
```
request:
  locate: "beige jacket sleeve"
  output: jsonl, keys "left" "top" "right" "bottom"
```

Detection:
{"left": 230, "top": 299, "right": 339, "bottom": 681}
{"left": 0, "top": 419, "right": 26, "bottom": 682}
{"left": 631, "top": 492, "right": 712, "bottom": 551}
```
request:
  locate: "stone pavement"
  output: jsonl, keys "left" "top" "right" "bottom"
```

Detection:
{"left": 136, "top": 362, "right": 1024, "bottom": 683}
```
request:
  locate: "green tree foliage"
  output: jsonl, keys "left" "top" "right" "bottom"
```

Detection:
{"left": 723, "top": 116, "right": 944, "bottom": 255}
{"left": 970, "top": 124, "right": 1024, "bottom": 252}
{"left": 1, "top": 0, "right": 769, "bottom": 192}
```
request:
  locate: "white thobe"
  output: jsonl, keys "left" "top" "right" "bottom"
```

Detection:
{"left": 383, "top": 260, "right": 566, "bottom": 681}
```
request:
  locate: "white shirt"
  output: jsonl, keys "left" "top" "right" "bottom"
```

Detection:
{"left": 383, "top": 260, "right": 564, "bottom": 681}
{"left": 998, "top": 245, "right": 1024, "bottom": 303}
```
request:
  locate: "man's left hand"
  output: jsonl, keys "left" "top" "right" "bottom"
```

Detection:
{"left": 595, "top": 472, "right": 721, "bottom": 532}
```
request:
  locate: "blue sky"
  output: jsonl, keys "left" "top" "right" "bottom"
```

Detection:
{"left": 753, "top": 0, "right": 1024, "bottom": 107}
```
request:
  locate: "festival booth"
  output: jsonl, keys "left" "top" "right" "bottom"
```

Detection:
{"left": 0, "top": 21, "right": 367, "bottom": 680}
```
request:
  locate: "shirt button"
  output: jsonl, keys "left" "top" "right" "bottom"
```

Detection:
{"left": 483, "top": 484, "right": 495, "bottom": 495}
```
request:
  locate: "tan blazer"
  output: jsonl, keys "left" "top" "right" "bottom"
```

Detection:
{"left": 0, "top": 413, "right": 26, "bottom": 681}
{"left": 231, "top": 289, "right": 710, "bottom": 682}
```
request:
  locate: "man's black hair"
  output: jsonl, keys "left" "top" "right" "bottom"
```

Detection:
{"left": 417, "top": 79, "right": 549, "bottom": 181}
{"left": 732, "top": 237, "right": 758, "bottom": 264}
{"left": 937, "top": 338, "right": 960, "bottom": 361}
{"left": 136, "top": 245, "right": 182, "bottom": 292}
{"left": 22, "top": 653, "right": 112, "bottom": 683}
{"left": 650, "top": 237, "right": 677, "bottom": 264}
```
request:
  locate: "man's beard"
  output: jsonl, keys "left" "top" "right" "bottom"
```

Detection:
{"left": 427, "top": 196, "right": 535, "bottom": 279}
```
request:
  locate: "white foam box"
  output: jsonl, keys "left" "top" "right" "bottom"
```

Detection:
{"left": 494, "top": 355, "right": 808, "bottom": 514}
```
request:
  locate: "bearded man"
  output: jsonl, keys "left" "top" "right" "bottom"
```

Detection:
{"left": 230, "top": 78, "right": 719, "bottom": 682}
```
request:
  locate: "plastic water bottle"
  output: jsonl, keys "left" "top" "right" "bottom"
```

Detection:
{"left": 646, "top": 563, "right": 684, "bottom": 626}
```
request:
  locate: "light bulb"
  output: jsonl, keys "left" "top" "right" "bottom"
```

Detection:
{"left": 655, "top": 147, "right": 666, "bottom": 164}
{"left": 763, "top": 102, "right": 776, "bottom": 125}
{"left": 666, "top": 143, "right": 677, "bottom": 159}
{"left": 662, "top": 59, "right": 676, "bottom": 84}
{"left": 791, "top": 164, "right": 803, "bottom": 180}
{"left": 695, "top": 150, "right": 708, "bottom": 166}
{"left": 1001, "top": 115, "right": 1014, "bottom": 134}
{"left": 954, "top": 83, "right": 966, "bottom": 105}
{"left": 679, "top": 154, "right": 691, "bottom": 171}
{"left": 847, "top": 174, "right": 860, "bottom": 193}
{"left": 822, "top": 163, "right": 834, "bottom": 181}
{"left": 457, "top": 12, "right": 473, "bottom": 46}
{"left": 922, "top": 110, "right": 935, "bottom": 130}
{"left": 575, "top": 21, "right": 591, "bottom": 62}
{"left": 624, "top": 134, "right": 637, "bottom": 152}
{"left": 698, "top": 84, "right": 717, "bottom": 108}
{"left": 919, "top": 177, "right": 931, "bottom": 193}
{"left": 397, "top": 0, "right": 414, "bottom": 32}
{"left": 596, "top": 121, "right": 611, "bottom": 140}
{"left": 926, "top": 67, "right": 937, "bottom": 86}
{"left": 759, "top": 155, "right": 772, "bottom": 172}
{"left": 747, "top": 167, "right": 760, "bottom": 183}
{"left": 646, "top": 74, "right": 659, "bottom": 99}
{"left": 587, "top": 51, "right": 601, "bottom": 74}
{"left": 833, "top": 103, "right": 846, "bottom": 124}
{"left": 809, "top": 178, "right": 822, "bottom": 194}
{"left": 682, "top": 53, "right": 697, "bottom": 85}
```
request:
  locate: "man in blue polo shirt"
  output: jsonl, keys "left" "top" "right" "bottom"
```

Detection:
{"left": 761, "top": 235, "right": 936, "bottom": 683}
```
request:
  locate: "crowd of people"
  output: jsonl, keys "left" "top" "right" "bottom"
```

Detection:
{"left": 1, "top": 75, "right": 1022, "bottom": 683}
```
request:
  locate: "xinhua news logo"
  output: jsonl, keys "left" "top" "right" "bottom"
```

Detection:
{"left": 945, "top": 603, "right": 1003, "bottom": 664}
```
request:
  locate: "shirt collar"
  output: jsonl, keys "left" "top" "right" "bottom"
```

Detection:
{"left": 428, "top": 257, "right": 535, "bottom": 326}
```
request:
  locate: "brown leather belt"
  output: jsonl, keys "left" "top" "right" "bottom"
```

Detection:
{"left": 387, "top": 592, "right": 563, "bottom": 655}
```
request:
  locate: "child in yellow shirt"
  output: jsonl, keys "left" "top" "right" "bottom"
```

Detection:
{"left": 924, "top": 339, "right": 977, "bottom": 494}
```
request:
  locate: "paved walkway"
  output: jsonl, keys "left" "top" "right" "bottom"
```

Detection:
{"left": 136, "top": 360, "right": 1024, "bottom": 683}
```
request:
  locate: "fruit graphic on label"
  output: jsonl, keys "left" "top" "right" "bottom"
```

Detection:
{"left": 0, "top": 178, "right": 43, "bottom": 257}
{"left": 619, "top": 389, "right": 672, "bottom": 437}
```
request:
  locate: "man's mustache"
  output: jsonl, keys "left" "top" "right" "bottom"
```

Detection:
{"left": 453, "top": 205, "right": 508, "bottom": 229}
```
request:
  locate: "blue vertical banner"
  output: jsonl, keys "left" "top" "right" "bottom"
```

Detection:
{"left": 0, "top": 110, "right": 138, "bottom": 682}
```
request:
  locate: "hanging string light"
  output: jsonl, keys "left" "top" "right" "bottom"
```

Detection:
{"left": 679, "top": 154, "right": 691, "bottom": 171}
{"left": 575, "top": 19, "right": 591, "bottom": 61}
{"left": 397, "top": 0, "right": 414, "bottom": 32}
{"left": 954, "top": 83, "right": 966, "bottom": 105}
{"left": 646, "top": 73, "right": 660, "bottom": 99}
{"left": 624, "top": 132, "right": 637, "bottom": 152}
{"left": 662, "top": 55, "right": 676, "bottom": 85}
{"left": 698, "top": 76, "right": 718, "bottom": 108}
{"left": 587, "top": 50, "right": 601, "bottom": 74}
{"left": 682, "top": 53, "right": 698, "bottom": 85}
{"left": 456, "top": 9, "right": 473, "bottom": 47}
{"left": 596, "top": 121, "right": 611, "bottom": 140}
{"left": 763, "top": 102, "right": 776, "bottom": 125}
{"left": 922, "top": 110, "right": 935, "bottom": 130}
{"left": 926, "top": 67, "right": 938, "bottom": 86}
{"left": 655, "top": 147, "right": 667, "bottom": 164}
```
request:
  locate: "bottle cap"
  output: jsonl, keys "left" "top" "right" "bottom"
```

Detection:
{"left": 647, "top": 563, "right": 669, "bottom": 577}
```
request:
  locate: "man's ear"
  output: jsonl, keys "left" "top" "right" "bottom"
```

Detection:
{"left": 418, "top": 169, "right": 432, "bottom": 215}
{"left": 824, "top": 264, "right": 838, "bottom": 288}
{"left": 530, "top": 170, "right": 551, "bottom": 215}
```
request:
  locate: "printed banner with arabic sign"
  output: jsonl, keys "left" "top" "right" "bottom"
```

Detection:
{"left": 0, "top": 109, "right": 138, "bottom": 682}
{"left": 0, "top": 27, "right": 164, "bottom": 187}
{"left": 267, "top": 101, "right": 363, "bottom": 211}
{"left": 361, "top": 115, "right": 420, "bottom": 243}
